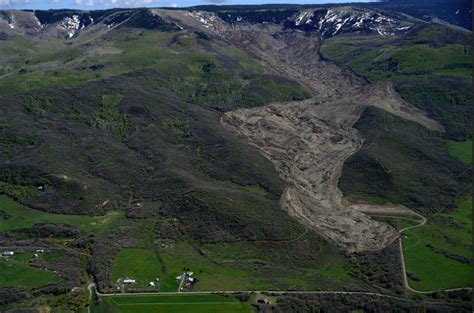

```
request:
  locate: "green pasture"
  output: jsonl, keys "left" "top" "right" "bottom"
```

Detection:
{"left": 402, "top": 197, "right": 472, "bottom": 291}
{"left": 0, "top": 252, "right": 59, "bottom": 289}
{"left": 0, "top": 195, "right": 121, "bottom": 232}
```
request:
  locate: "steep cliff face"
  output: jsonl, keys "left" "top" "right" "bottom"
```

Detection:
{"left": 0, "top": 9, "right": 177, "bottom": 38}
{"left": 218, "top": 7, "right": 413, "bottom": 38}
{"left": 0, "top": 6, "right": 414, "bottom": 40}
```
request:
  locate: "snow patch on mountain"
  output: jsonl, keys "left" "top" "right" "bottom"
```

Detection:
{"left": 57, "top": 15, "right": 81, "bottom": 39}
{"left": 295, "top": 10, "right": 314, "bottom": 26}
{"left": 0, "top": 12, "right": 14, "bottom": 30}
{"left": 296, "top": 9, "right": 411, "bottom": 38}
{"left": 211, "top": 7, "right": 412, "bottom": 39}
{"left": 186, "top": 11, "right": 219, "bottom": 29}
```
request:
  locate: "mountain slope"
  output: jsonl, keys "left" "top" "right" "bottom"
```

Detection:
{"left": 0, "top": 4, "right": 471, "bottom": 312}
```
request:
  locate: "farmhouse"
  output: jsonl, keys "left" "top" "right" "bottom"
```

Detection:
{"left": 149, "top": 281, "right": 155, "bottom": 287}
{"left": 123, "top": 278, "right": 136, "bottom": 285}
{"left": 2, "top": 251, "right": 14, "bottom": 256}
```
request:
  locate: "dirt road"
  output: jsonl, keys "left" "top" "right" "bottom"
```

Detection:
{"left": 89, "top": 282, "right": 471, "bottom": 300}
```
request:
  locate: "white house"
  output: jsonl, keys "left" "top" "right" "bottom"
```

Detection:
{"left": 123, "top": 278, "right": 136, "bottom": 285}
{"left": 149, "top": 281, "right": 155, "bottom": 287}
{"left": 2, "top": 251, "right": 14, "bottom": 256}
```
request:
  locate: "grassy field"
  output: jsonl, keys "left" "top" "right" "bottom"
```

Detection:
{"left": 112, "top": 248, "right": 169, "bottom": 291}
{"left": 0, "top": 252, "right": 59, "bottom": 289}
{"left": 0, "top": 195, "right": 122, "bottom": 232}
{"left": 402, "top": 197, "right": 472, "bottom": 291}
{"left": 93, "top": 294, "right": 254, "bottom": 313}
{"left": 320, "top": 28, "right": 472, "bottom": 82}
{"left": 165, "top": 241, "right": 352, "bottom": 292}
{"left": 448, "top": 139, "right": 472, "bottom": 164}
{"left": 110, "top": 239, "right": 352, "bottom": 294}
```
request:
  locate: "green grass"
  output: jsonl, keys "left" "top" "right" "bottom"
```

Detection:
{"left": 0, "top": 195, "right": 121, "bottom": 232}
{"left": 321, "top": 31, "right": 472, "bottom": 82}
{"left": 112, "top": 248, "right": 170, "bottom": 290}
{"left": 0, "top": 253, "right": 59, "bottom": 288}
{"left": 448, "top": 139, "right": 472, "bottom": 164}
{"left": 448, "top": 197, "right": 472, "bottom": 229}
{"left": 402, "top": 196, "right": 472, "bottom": 291}
{"left": 242, "top": 185, "right": 267, "bottom": 197}
{"left": 223, "top": 180, "right": 268, "bottom": 197}
{"left": 95, "top": 294, "right": 253, "bottom": 313}
{"left": 109, "top": 240, "right": 351, "bottom": 294}
{"left": 158, "top": 242, "right": 258, "bottom": 292}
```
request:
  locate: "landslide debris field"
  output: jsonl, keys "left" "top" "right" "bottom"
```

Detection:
{"left": 161, "top": 11, "right": 443, "bottom": 253}
{"left": 160, "top": 9, "right": 470, "bottom": 256}
{"left": 0, "top": 4, "right": 471, "bottom": 313}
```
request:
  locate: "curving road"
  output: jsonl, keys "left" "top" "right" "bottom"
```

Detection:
{"left": 395, "top": 212, "right": 471, "bottom": 294}
{"left": 364, "top": 208, "right": 471, "bottom": 295}
{"left": 395, "top": 212, "right": 430, "bottom": 294}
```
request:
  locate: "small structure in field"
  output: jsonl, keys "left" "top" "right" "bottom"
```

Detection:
{"left": 2, "top": 251, "right": 14, "bottom": 257}
{"left": 123, "top": 278, "right": 136, "bottom": 285}
{"left": 255, "top": 294, "right": 271, "bottom": 305}
{"left": 149, "top": 281, "right": 155, "bottom": 287}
